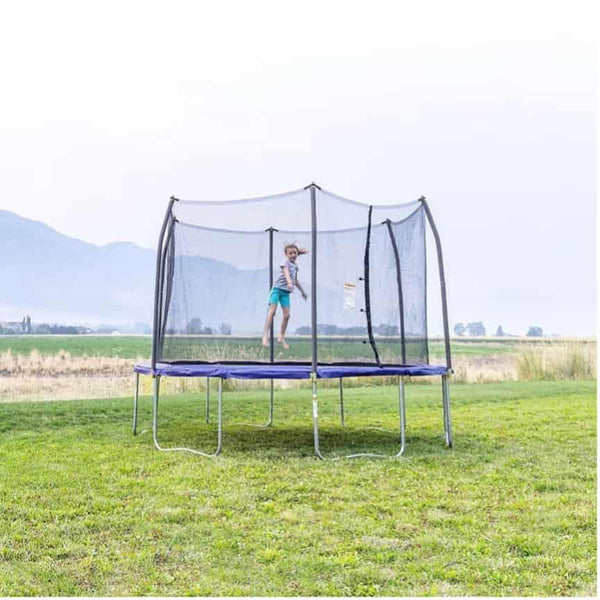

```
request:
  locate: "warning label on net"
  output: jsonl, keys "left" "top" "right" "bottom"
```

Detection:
{"left": 343, "top": 283, "right": 356, "bottom": 310}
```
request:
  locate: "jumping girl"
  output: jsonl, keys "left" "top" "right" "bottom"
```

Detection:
{"left": 262, "top": 243, "right": 308, "bottom": 350}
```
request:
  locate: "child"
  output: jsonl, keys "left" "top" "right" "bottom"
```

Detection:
{"left": 262, "top": 243, "right": 308, "bottom": 350}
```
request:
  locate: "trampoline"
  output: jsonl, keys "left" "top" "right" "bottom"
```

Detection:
{"left": 133, "top": 183, "right": 453, "bottom": 459}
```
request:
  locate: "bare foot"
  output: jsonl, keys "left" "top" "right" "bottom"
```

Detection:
{"left": 262, "top": 336, "right": 269, "bottom": 347}
{"left": 277, "top": 337, "right": 289, "bottom": 350}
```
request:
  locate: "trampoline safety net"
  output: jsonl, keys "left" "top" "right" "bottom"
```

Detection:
{"left": 155, "top": 186, "right": 435, "bottom": 367}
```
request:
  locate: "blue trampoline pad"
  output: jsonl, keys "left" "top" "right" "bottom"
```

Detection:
{"left": 134, "top": 361, "right": 449, "bottom": 380}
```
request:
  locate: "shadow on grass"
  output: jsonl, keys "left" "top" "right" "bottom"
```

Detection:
{"left": 146, "top": 419, "right": 491, "bottom": 460}
{"left": 0, "top": 395, "right": 495, "bottom": 459}
{"left": 1, "top": 389, "right": 536, "bottom": 460}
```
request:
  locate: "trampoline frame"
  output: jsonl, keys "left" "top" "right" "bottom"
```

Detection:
{"left": 132, "top": 364, "right": 452, "bottom": 459}
{"left": 135, "top": 184, "right": 454, "bottom": 459}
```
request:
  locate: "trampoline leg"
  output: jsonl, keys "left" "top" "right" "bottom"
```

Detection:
{"left": 442, "top": 374, "right": 453, "bottom": 448}
{"left": 133, "top": 372, "right": 140, "bottom": 435}
{"left": 215, "top": 378, "right": 223, "bottom": 455}
{"left": 397, "top": 376, "right": 406, "bottom": 456}
{"left": 312, "top": 375, "right": 325, "bottom": 460}
{"left": 339, "top": 378, "right": 345, "bottom": 427}
{"left": 268, "top": 379, "right": 274, "bottom": 426}
{"left": 152, "top": 374, "right": 223, "bottom": 457}
{"left": 152, "top": 375, "right": 161, "bottom": 450}
{"left": 205, "top": 376, "right": 210, "bottom": 423}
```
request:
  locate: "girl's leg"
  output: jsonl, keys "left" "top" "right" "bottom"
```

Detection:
{"left": 278, "top": 306, "right": 290, "bottom": 349}
{"left": 262, "top": 303, "right": 278, "bottom": 347}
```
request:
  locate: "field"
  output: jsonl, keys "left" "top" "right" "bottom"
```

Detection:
{"left": 0, "top": 335, "right": 596, "bottom": 402}
{"left": 0, "top": 335, "right": 596, "bottom": 595}
{"left": 0, "top": 334, "right": 583, "bottom": 360}
{"left": 0, "top": 380, "right": 596, "bottom": 596}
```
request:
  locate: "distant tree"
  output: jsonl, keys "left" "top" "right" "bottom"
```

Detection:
{"left": 22, "top": 316, "right": 27, "bottom": 332}
{"left": 219, "top": 323, "right": 232, "bottom": 335}
{"left": 454, "top": 323, "right": 466, "bottom": 336}
{"left": 26, "top": 315, "right": 32, "bottom": 334}
{"left": 319, "top": 324, "right": 340, "bottom": 335}
{"left": 466, "top": 321, "right": 486, "bottom": 336}
{"left": 344, "top": 326, "right": 367, "bottom": 335}
{"left": 375, "top": 324, "right": 399, "bottom": 336}
{"left": 295, "top": 326, "right": 311, "bottom": 335}
{"left": 527, "top": 326, "right": 543, "bottom": 337}
{"left": 495, "top": 325, "right": 504, "bottom": 337}
{"left": 49, "top": 325, "right": 79, "bottom": 334}
{"left": 185, "top": 318, "right": 203, "bottom": 334}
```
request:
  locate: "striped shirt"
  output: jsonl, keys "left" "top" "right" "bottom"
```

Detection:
{"left": 274, "top": 260, "right": 298, "bottom": 291}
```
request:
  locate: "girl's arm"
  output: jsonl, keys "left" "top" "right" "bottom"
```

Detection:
{"left": 295, "top": 279, "right": 308, "bottom": 300}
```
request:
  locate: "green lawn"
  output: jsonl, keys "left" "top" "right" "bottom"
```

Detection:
{"left": 0, "top": 335, "right": 152, "bottom": 359}
{"left": 0, "top": 334, "right": 559, "bottom": 360}
{"left": 0, "top": 380, "right": 596, "bottom": 596}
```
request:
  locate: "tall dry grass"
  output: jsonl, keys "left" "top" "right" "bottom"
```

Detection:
{"left": 0, "top": 340, "right": 596, "bottom": 402}
{"left": 0, "top": 349, "right": 135, "bottom": 377}
{"left": 0, "top": 350, "right": 140, "bottom": 402}
{"left": 515, "top": 341, "right": 597, "bottom": 381}
{"left": 442, "top": 355, "right": 517, "bottom": 384}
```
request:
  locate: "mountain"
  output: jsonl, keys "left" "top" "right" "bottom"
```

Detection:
{"left": 0, "top": 210, "right": 156, "bottom": 325}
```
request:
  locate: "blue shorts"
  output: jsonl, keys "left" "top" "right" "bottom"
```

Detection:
{"left": 269, "top": 287, "right": 291, "bottom": 308}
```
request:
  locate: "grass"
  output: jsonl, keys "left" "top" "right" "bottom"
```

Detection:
{"left": 0, "top": 335, "right": 152, "bottom": 359}
{"left": 516, "top": 342, "right": 597, "bottom": 380}
{"left": 0, "top": 334, "right": 594, "bottom": 360}
{"left": 0, "top": 380, "right": 595, "bottom": 596}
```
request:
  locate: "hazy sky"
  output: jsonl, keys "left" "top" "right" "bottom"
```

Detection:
{"left": 0, "top": 0, "right": 596, "bottom": 335}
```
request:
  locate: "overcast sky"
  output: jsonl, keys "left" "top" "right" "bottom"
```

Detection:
{"left": 0, "top": 0, "right": 596, "bottom": 335}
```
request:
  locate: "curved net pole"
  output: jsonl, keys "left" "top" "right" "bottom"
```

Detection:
{"left": 141, "top": 196, "right": 176, "bottom": 445}
{"left": 419, "top": 197, "right": 452, "bottom": 371}
{"left": 420, "top": 197, "right": 453, "bottom": 448}
{"left": 158, "top": 218, "right": 176, "bottom": 356}
{"left": 363, "top": 205, "right": 381, "bottom": 366}
{"left": 384, "top": 219, "right": 406, "bottom": 364}
{"left": 151, "top": 196, "right": 177, "bottom": 372}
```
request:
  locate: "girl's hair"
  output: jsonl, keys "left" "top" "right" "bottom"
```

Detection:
{"left": 284, "top": 243, "right": 308, "bottom": 255}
